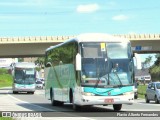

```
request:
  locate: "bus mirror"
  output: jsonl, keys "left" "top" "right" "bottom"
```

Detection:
{"left": 76, "top": 53, "right": 81, "bottom": 71}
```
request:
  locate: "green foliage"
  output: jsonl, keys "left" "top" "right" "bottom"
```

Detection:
{"left": 143, "top": 55, "right": 152, "bottom": 68}
{"left": 0, "top": 75, "right": 13, "bottom": 87}
{"left": 154, "top": 54, "right": 160, "bottom": 66}
{"left": 0, "top": 68, "right": 8, "bottom": 74}
{"left": 149, "top": 54, "right": 160, "bottom": 81}
{"left": 18, "top": 58, "right": 24, "bottom": 62}
{"left": 0, "top": 117, "right": 13, "bottom": 120}
{"left": 35, "top": 67, "right": 41, "bottom": 72}
{"left": 150, "top": 65, "right": 160, "bottom": 74}
{"left": 137, "top": 85, "right": 147, "bottom": 99}
{"left": 0, "top": 69, "right": 13, "bottom": 88}
{"left": 35, "top": 57, "right": 45, "bottom": 68}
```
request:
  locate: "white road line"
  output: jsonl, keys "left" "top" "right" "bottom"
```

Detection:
{"left": 7, "top": 94, "right": 95, "bottom": 119}
{"left": 7, "top": 94, "right": 54, "bottom": 112}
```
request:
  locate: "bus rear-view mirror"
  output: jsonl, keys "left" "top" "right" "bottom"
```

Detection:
{"left": 76, "top": 53, "right": 81, "bottom": 71}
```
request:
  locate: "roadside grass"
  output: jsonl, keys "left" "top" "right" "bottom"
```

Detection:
{"left": 0, "top": 117, "right": 13, "bottom": 120}
{"left": 0, "top": 68, "right": 13, "bottom": 88}
{"left": 137, "top": 84, "right": 147, "bottom": 99}
{"left": 0, "top": 74, "right": 13, "bottom": 88}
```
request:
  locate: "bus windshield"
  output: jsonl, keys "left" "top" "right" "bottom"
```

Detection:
{"left": 107, "top": 43, "right": 129, "bottom": 59}
{"left": 14, "top": 68, "right": 35, "bottom": 84}
{"left": 80, "top": 42, "right": 133, "bottom": 87}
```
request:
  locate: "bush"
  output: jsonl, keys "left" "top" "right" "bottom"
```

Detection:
{"left": 137, "top": 85, "right": 147, "bottom": 98}
{"left": 35, "top": 67, "right": 41, "bottom": 72}
{"left": 0, "top": 68, "right": 8, "bottom": 74}
{"left": 0, "top": 68, "right": 13, "bottom": 88}
{"left": 0, "top": 117, "right": 13, "bottom": 120}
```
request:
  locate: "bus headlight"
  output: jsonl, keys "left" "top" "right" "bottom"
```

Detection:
{"left": 14, "top": 84, "right": 18, "bottom": 88}
{"left": 31, "top": 84, "right": 36, "bottom": 88}
{"left": 82, "top": 92, "right": 95, "bottom": 96}
{"left": 134, "top": 88, "right": 138, "bottom": 92}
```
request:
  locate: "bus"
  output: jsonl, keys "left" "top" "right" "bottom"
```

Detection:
{"left": 44, "top": 33, "right": 135, "bottom": 111}
{"left": 12, "top": 62, "right": 36, "bottom": 94}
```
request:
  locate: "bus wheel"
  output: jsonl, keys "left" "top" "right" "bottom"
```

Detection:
{"left": 113, "top": 104, "right": 122, "bottom": 111}
{"left": 13, "top": 91, "right": 17, "bottom": 94}
{"left": 57, "top": 101, "right": 64, "bottom": 106}
{"left": 50, "top": 89, "right": 57, "bottom": 106}
{"left": 71, "top": 95, "right": 81, "bottom": 111}
{"left": 73, "top": 103, "right": 82, "bottom": 111}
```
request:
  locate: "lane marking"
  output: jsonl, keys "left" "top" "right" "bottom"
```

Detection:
{"left": 8, "top": 94, "right": 54, "bottom": 112}
{"left": 7, "top": 93, "right": 95, "bottom": 119}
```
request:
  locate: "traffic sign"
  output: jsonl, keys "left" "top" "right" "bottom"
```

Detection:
{"left": 135, "top": 46, "right": 141, "bottom": 50}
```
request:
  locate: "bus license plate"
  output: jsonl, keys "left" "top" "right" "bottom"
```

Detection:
{"left": 104, "top": 98, "right": 114, "bottom": 103}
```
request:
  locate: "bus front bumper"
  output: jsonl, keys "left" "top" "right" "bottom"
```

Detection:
{"left": 74, "top": 94, "right": 134, "bottom": 106}
{"left": 13, "top": 87, "right": 35, "bottom": 92}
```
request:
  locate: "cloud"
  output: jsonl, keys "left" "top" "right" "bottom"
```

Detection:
{"left": 77, "top": 4, "right": 99, "bottom": 13}
{"left": 112, "top": 14, "right": 129, "bottom": 21}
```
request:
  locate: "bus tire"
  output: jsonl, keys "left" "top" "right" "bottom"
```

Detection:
{"left": 57, "top": 101, "right": 64, "bottom": 106}
{"left": 134, "top": 96, "right": 138, "bottom": 99}
{"left": 13, "top": 91, "right": 17, "bottom": 94}
{"left": 73, "top": 104, "right": 82, "bottom": 111}
{"left": 71, "top": 92, "right": 82, "bottom": 111}
{"left": 50, "top": 89, "right": 58, "bottom": 106}
{"left": 113, "top": 104, "right": 122, "bottom": 111}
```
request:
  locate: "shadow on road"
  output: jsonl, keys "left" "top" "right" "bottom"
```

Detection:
{"left": 15, "top": 103, "right": 126, "bottom": 117}
{"left": 16, "top": 102, "right": 123, "bottom": 112}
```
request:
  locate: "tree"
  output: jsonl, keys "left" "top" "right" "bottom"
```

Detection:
{"left": 35, "top": 57, "right": 45, "bottom": 69}
{"left": 143, "top": 55, "right": 152, "bottom": 68}
{"left": 149, "top": 54, "right": 160, "bottom": 81}
{"left": 18, "top": 58, "right": 24, "bottom": 62}
{"left": 154, "top": 54, "right": 160, "bottom": 66}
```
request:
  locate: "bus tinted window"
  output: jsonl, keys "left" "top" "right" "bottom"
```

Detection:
{"left": 107, "top": 43, "right": 128, "bottom": 59}
{"left": 81, "top": 43, "right": 104, "bottom": 58}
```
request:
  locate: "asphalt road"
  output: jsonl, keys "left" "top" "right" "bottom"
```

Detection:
{"left": 0, "top": 87, "right": 160, "bottom": 120}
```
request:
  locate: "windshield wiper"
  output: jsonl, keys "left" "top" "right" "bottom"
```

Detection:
{"left": 94, "top": 75, "right": 101, "bottom": 88}
{"left": 113, "top": 71, "right": 123, "bottom": 87}
{"left": 94, "top": 59, "right": 100, "bottom": 88}
{"left": 101, "top": 74, "right": 114, "bottom": 85}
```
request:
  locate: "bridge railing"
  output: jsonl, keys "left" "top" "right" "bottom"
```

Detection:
{"left": 114, "top": 34, "right": 160, "bottom": 40}
{"left": 0, "top": 34, "right": 160, "bottom": 44}
{"left": 0, "top": 36, "right": 75, "bottom": 44}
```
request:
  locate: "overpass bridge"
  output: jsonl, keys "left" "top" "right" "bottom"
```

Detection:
{"left": 0, "top": 34, "right": 159, "bottom": 58}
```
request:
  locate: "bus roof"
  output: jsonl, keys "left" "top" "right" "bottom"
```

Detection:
{"left": 46, "top": 33, "right": 129, "bottom": 52}
{"left": 76, "top": 33, "right": 129, "bottom": 42}
{"left": 14, "top": 62, "right": 36, "bottom": 68}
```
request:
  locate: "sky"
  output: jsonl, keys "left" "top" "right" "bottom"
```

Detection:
{"left": 0, "top": 0, "right": 159, "bottom": 65}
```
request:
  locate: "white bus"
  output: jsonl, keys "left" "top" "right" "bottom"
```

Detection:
{"left": 12, "top": 62, "right": 36, "bottom": 94}
{"left": 45, "top": 33, "right": 135, "bottom": 111}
